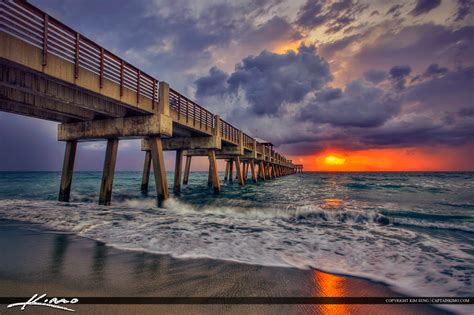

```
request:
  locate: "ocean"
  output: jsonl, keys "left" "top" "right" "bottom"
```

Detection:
{"left": 0, "top": 171, "right": 472, "bottom": 300}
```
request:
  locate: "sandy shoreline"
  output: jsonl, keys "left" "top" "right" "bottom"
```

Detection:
{"left": 0, "top": 219, "right": 453, "bottom": 314}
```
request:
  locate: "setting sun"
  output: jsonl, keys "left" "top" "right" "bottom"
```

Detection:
{"left": 324, "top": 155, "right": 346, "bottom": 165}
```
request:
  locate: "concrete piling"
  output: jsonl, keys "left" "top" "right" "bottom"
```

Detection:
{"left": 259, "top": 161, "right": 266, "bottom": 181}
{"left": 58, "top": 140, "right": 77, "bottom": 202}
{"left": 174, "top": 149, "right": 183, "bottom": 194}
{"left": 229, "top": 159, "right": 234, "bottom": 183}
{"left": 235, "top": 156, "right": 244, "bottom": 187}
{"left": 99, "top": 138, "right": 119, "bottom": 206}
{"left": 224, "top": 160, "right": 230, "bottom": 180}
{"left": 208, "top": 150, "right": 220, "bottom": 193}
{"left": 141, "top": 150, "right": 152, "bottom": 192}
{"left": 149, "top": 136, "right": 169, "bottom": 205}
{"left": 208, "top": 163, "right": 213, "bottom": 187}
{"left": 183, "top": 156, "right": 192, "bottom": 185}
{"left": 250, "top": 159, "right": 257, "bottom": 183}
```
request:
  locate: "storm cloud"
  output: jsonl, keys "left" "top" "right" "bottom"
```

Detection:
{"left": 195, "top": 44, "right": 332, "bottom": 116}
{"left": 295, "top": 0, "right": 369, "bottom": 34}
{"left": 300, "top": 81, "right": 401, "bottom": 128}
{"left": 410, "top": 0, "right": 442, "bottom": 16}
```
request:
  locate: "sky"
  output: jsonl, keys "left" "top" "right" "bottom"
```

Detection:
{"left": 0, "top": 0, "right": 473, "bottom": 171}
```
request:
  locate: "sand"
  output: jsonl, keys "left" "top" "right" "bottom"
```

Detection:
{"left": 0, "top": 220, "right": 451, "bottom": 314}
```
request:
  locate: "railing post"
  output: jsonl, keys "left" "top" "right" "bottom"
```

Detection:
{"left": 186, "top": 99, "right": 189, "bottom": 123}
{"left": 239, "top": 131, "right": 244, "bottom": 154}
{"left": 42, "top": 13, "right": 48, "bottom": 66}
{"left": 99, "top": 48, "right": 104, "bottom": 88}
{"left": 213, "top": 115, "right": 221, "bottom": 138}
{"left": 152, "top": 80, "right": 157, "bottom": 110}
{"left": 120, "top": 60, "right": 124, "bottom": 97}
{"left": 253, "top": 139, "right": 257, "bottom": 159}
{"left": 158, "top": 81, "right": 170, "bottom": 116}
{"left": 177, "top": 94, "right": 181, "bottom": 120}
{"left": 136, "top": 69, "right": 141, "bottom": 104}
{"left": 74, "top": 33, "right": 80, "bottom": 79}
{"left": 193, "top": 103, "right": 196, "bottom": 126}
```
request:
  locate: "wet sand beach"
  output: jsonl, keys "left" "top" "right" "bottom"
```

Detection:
{"left": 0, "top": 220, "right": 451, "bottom": 315}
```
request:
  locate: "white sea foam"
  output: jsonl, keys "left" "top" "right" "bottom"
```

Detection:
{"left": 0, "top": 197, "right": 472, "bottom": 314}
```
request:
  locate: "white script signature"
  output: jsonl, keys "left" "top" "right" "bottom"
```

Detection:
{"left": 7, "top": 293, "right": 78, "bottom": 312}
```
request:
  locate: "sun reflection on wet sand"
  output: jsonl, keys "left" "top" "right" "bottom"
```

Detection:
{"left": 313, "top": 271, "right": 348, "bottom": 315}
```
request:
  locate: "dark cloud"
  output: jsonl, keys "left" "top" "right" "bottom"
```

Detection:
{"left": 237, "top": 65, "right": 473, "bottom": 153}
{"left": 359, "top": 116, "right": 474, "bottom": 147}
{"left": 354, "top": 24, "right": 474, "bottom": 73}
{"left": 454, "top": 0, "right": 473, "bottom": 21}
{"left": 404, "top": 66, "right": 474, "bottom": 112}
{"left": 390, "top": 65, "right": 412, "bottom": 90}
{"left": 390, "top": 65, "right": 412, "bottom": 78}
{"left": 363, "top": 69, "right": 387, "bottom": 84}
{"left": 195, "top": 67, "right": 229, "bottom": 99}
{"left": 410, "top": 0, "right": 442, "bottom": 16}
{"left": 242, "top": 16, "right": 302, "bottom": 46}
{"left": 424, "top": 63, "right": 449, "bottom": 77}
{"left": 295, "top": 0, "right": 325, "bottom": 30}
{"left": 386, "top": 4, "right": 404, "bottom": 17}
{"left": 359, "top": 67, "right": 474, "bottom": 148}
{"left": 196, "top": 44, "right": 332, "bottom": 116}
{"left": 459, "top": 107, "right": 474, "bottom": 117}
{"left": 318, "top": 34, "right": 362, "bottom": 57}
{"left": 300, "top": 80, "right": 401, "bottom": 128}
{"left": 315, "top": 88, "right": 343, "bottom": 102}
{"left": 295, "top": 0, "right": 368, "bottom": 34}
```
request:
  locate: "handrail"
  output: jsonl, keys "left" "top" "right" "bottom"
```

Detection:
{"left": 220, "top": 120, "right": 240, "bottom": 143}
{"left": 243, "top": 133, "right": 253, "bottom": 149}
{"left": 1, "top": 0, "right": 158, "bottom": 104}
{"left": 169, "top": 88, "right": 214, "bottom": 130}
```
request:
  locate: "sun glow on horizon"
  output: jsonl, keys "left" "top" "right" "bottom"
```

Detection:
{"left": 291, "top": 145, "right": 474, "bottom": 172}
{"left": 324, "top": 155, "right": 346, "bottom": 165}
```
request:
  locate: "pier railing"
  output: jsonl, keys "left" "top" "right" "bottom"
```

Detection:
{"left": 2, "top": 0, "right": 159, "bottom": 105}
{"left": 243, "top": 133, "right": 253, "bottom": 150}
{"left": 169, "top": 88, "right": 214, "bottom": 131}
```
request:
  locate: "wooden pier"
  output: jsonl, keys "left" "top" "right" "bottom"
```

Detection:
{"left": 0, "top": 0, "right": 301, "bottom": 205}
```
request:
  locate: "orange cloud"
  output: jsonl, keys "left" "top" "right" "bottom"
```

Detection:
{"left": 290, "top": 145, "right": 474, "bottom": 171}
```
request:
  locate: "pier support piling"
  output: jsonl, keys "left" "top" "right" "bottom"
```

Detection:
{"left": 149, "top": 136, "right": 169, "bottom": 205}
{"left": 229, "top": 159, "right": 234, "bottom": 182}
{"left": 99, "top": 138, "right": 119, "bottom": 205}
{"left": 141, "top": 150, "right": 152, "bottom": 192}
{"left": 260, "top": 161, "right": 266, "bottom": 181}
{"left": 224, "top": 160, "right": 230, "bottom": 180}
{"left": 183, "top": 156, "right": 191, "bottom": 185}
{"left": 174, "top": 149, "right": 183, "bottom": 194}
{"left": 235, "top": 157, "right": 244, "bottom": 187}
{"left": 58, "top": 140, "right": 77, "bottom": 202}
{"left": 250, "top": 159, "right": 257, "bottom": 183}
{"left": 208, "top": 163, "right": 212, "bottom": 187}
{"left": 208, "top": 150, "right": 220, "bottom": 193}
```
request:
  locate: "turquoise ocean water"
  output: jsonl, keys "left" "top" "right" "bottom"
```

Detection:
{"left": 0, "top": 171, "right": 472, "bottom": 300}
